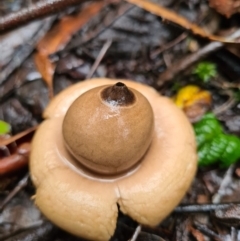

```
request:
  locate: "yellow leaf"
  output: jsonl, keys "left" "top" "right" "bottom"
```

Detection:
{"left": 174, "top": 85, "right": 212, "bottom": 122}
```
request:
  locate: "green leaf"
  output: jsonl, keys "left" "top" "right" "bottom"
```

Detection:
{"left": 0, "top": 120, "right": 11, "bottom": 135}
{"left": 193, "top": 62, "right": 217, "bottom": 83}
{"left": 194, "top": 113, "right": 240, "bottom": 167}
{"left": 193, "top": 113, "right": 222, "bottom": 148}
{"left": 220, "top": 135, "right": 240, "bottom": 167}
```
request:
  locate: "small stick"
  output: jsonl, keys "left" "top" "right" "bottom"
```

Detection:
{"left": 0, "top": 126, "right": 37, "bottom": 146}
{"left": 157, "top": 41, "right": 223, "bottom": 86}
{"left": 0, "top": 0, "right": 89, "bottom": 32}
{"left": 151, "top": 32, "right": 187, "bottom": 59}
{"left": 157, "top": 29, "right": 240, "bottom": 86}
{"left": 0, "top": 173, "right": 29, "bottom": 211}
{"left": 212, "top": 164, "right": 235, "bottom": 204}
{"left": 195, "top": 223, "right": 224, "bottom": 241}
{"left": 129, "top": 225, "right": 141, "bottom": 241}
{"left": 63, "top": 3, "right": 134, "bottom": 53}
{"left": 86, "top": 39, "right": 112, "bottom": 79}
{"left": 174, "top": 203, "right": 236, "bottom": 213}
{"left": 213, "top": 90, "right": 236, "bottom": 115}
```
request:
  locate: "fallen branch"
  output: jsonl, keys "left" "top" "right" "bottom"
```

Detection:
{"left": 0, "top": 0, "right": 90, "bottom": 32}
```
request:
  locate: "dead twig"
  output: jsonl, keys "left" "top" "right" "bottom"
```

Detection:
{"left": 64, "top": 3, "right": 134, "bottom": 53}
{"left": 211, "top": 78, "right": 240, "bottom": 89}
{"left": 0, "top": 173, "right": 29, "bottom": 211}
{"left": 194, "top": 223, "right": 225, "bottom": 241}
{"left": 0, "top": 0, "right": 90, "bottom": 32}
{"left": 213, "top": 90, "right": 236, "bottom": 116}
{"left": 212, "top": 164, "right": 235, "bottom": 204}
{"left": 150, "top": 32, "right": 188, "bottom": 59}
{"left": 157, "top": 29, "right": 240, "bottom": 86}
{"left": 174, "top": 203, "right": 237, "bottom": 213}
{"left": 157, "top": 41, "right": 223, "bottom": 86}
{"left": 86, "top": 39, "right": 112, "bottom": 79}
{"left": 129, "top": 225, "right": 141, "bottom": 241}
{"left": 0, "top": 126, "right": 37, "bottom": 146}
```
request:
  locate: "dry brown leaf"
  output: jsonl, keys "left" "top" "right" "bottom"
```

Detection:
{"left": 125, "top": 0, "right": 238, "bottom": 43}
{"left": 35, "top": 1, "right": 106, "bottom": 97}
{"left": 34, "top": 53, "right": 55, "bottom": 98}
{"left": 37, "top": 1, "right": 106, "bottom": 55}
{"left": 209, "top": 0, "right": 240, "bottom": 18}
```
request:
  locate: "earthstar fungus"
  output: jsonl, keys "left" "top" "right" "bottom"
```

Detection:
{"left": 62, "top": 81, "right": 154, "bottom": 175}
{"left": 30, "top": 78, "right": 197, "bottom": 241}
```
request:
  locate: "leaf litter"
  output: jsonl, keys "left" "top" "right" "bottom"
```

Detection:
{"left": 1, "top": 0, "right": 240, "bottom": 240}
